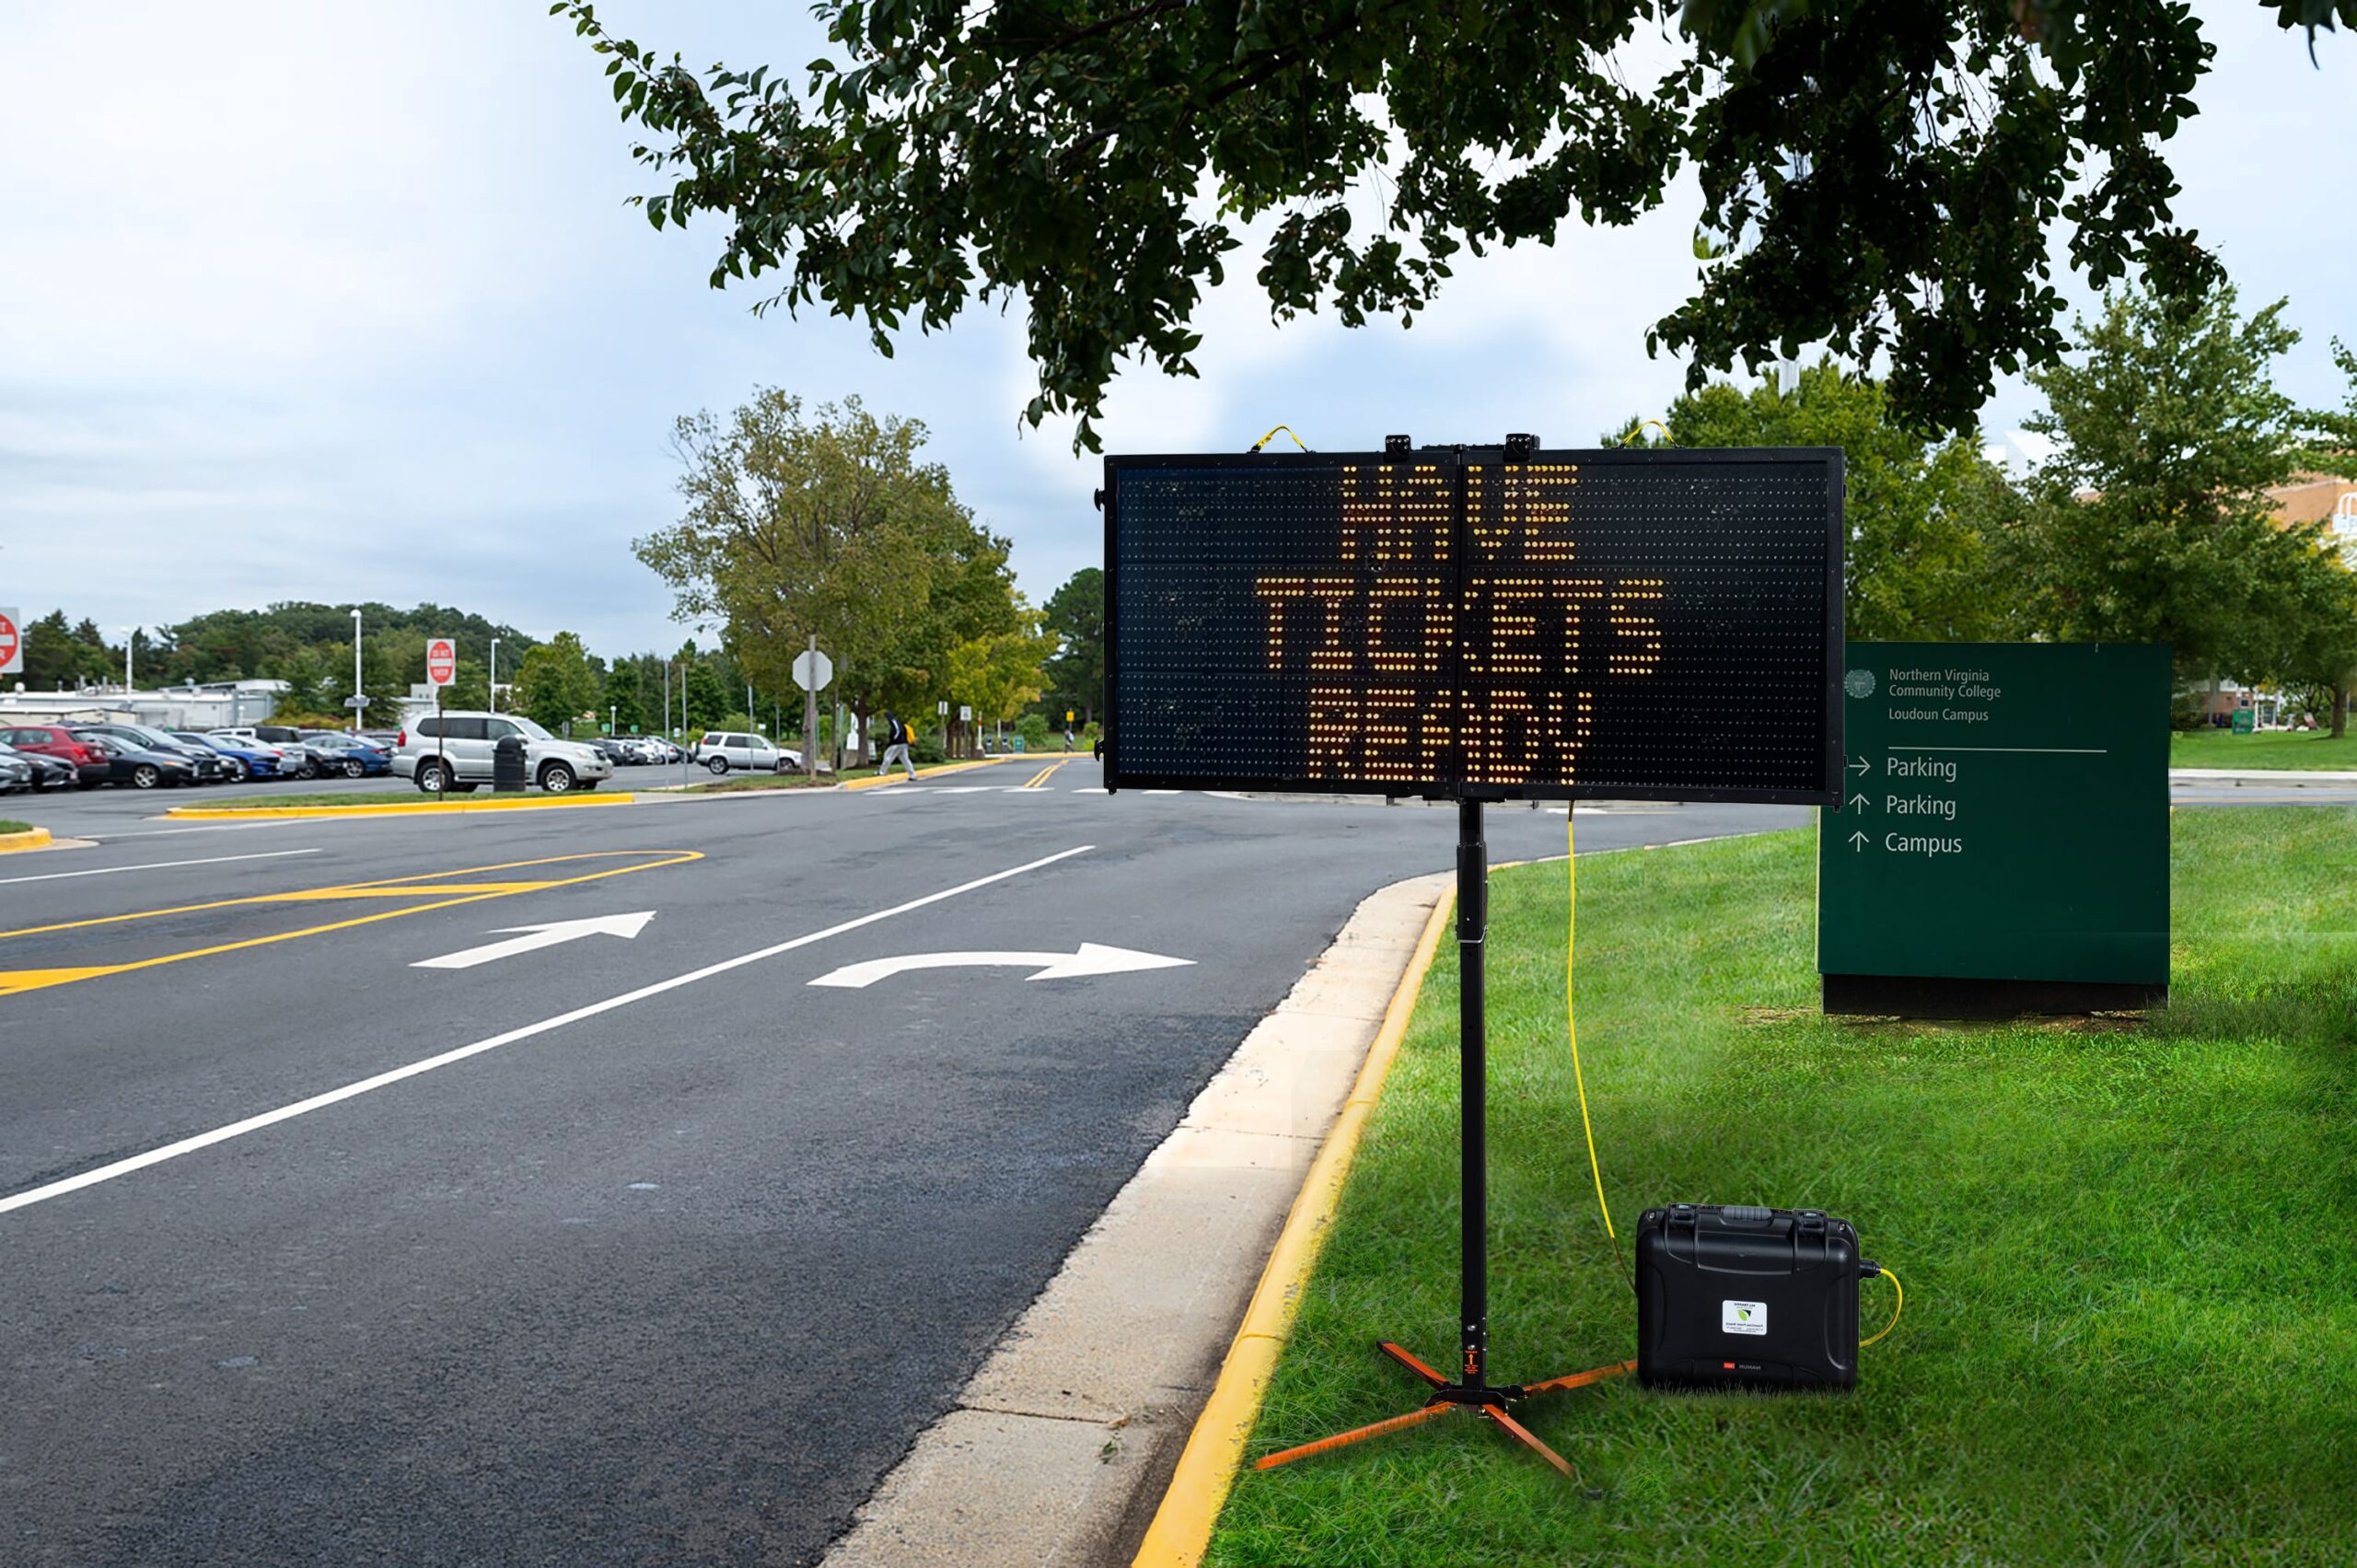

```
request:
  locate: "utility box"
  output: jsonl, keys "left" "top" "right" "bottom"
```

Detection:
{"left": 1818, "top": 642, "right": 2169, "bottom": 1016}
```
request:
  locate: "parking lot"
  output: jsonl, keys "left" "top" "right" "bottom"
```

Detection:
{"left": 0, "top": 774, "right": 1798, "bottom": 1562}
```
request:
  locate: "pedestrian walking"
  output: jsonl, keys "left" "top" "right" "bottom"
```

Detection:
{"left": 877, "top": 712, "right": 917, "bottom": 780}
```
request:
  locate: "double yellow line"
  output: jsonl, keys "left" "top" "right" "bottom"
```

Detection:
{"left": 1021, "top": 761, "right": 1073, "bottom": 790}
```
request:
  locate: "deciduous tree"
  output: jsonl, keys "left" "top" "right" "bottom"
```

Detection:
{"left": 557, "top": 0, "right": 2352, "bottom": 447}
{"left": 2009, "top": 285, "right": 2351, "bottom": 711}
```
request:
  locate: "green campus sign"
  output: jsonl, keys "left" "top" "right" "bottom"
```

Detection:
{"left": 1818, "top": 642, "right": 2169, "bottom": 1015}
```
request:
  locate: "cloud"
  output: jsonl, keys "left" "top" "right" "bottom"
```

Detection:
{"left": 2, "top": 0, "right": 2349, "bottom": 667}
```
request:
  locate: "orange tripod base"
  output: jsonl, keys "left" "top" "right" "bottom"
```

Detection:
{"left": 1252, "top": 1342, "right": 1636, "bottom": 1479}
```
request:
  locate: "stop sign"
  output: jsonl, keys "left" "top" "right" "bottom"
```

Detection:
{"left": 426, "top": 637, "right": 457, "bottom": 687}
{"left": 0, "top": 606, "right": 19, "bottom": 677}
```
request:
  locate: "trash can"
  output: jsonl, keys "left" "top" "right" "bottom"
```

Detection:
{"left": 493, "top": 735, "right": 528, "bottom": 793}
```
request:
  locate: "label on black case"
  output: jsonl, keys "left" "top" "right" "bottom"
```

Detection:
{"left": 1722, "top": 1299, "right": 1769, "bottom": 1336}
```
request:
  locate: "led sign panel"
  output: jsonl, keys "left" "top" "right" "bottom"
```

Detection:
{"left": 1104, "top": 447, "right": 1844, "bottom": 804}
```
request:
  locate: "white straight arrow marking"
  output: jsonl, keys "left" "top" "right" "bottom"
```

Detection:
{"left": 414, "top": 912, "right": 656, "bottom": 970}
{"left": 809, "top": 943, "right": 1192, "bottom": 989}
{"left": 1847, "top": 791, "right": 1870, "bottom": 812}
{"left": 1848, "top": 830, "right": 1870, "bottom": 852}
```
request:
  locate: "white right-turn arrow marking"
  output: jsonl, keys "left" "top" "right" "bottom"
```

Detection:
{"left": 807, "top": 943, "right": 1194, "bottom": 988}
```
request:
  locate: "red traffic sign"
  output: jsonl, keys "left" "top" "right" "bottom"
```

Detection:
{"left": 426, "top": 637, "right": 457, "bottom": 687}
{"left": 0, "top": 606, "right": 20, "bottom": 677}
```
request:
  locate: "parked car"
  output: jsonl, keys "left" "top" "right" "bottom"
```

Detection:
{"left": 0, "top": 739, "right": 75, "bottom": 791}
{"left": 0, "top": 750, "right": 32, "bottom": 794}
{"left": 300, "top": 731, "right": 394, "bottom": 778}
{"left": 395, "top": 712, "right": 613, "bottom": 794}
{"left": 690, "top": 731, "right": 802, "bottom": 774}
{"left": 74, "top": 730, "right": 197, "bottom": 789}
{"left": 358, "top": 729, "right": 401, "bottom": 748}
{"left": 75, "top": 723, "right": 226, "bottom": 784}
{"left": 1, "top": 725, "right": 115, "bottom": 787}
{"left": 174, "top": 731, "right": 282, "bottom": 782}
{"left": 583, "top": 737, "right": 633, "bottom": 767}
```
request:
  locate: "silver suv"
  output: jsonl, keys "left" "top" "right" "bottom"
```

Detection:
{"left": 396, "top": 712, "right": 615, "bottom": 795}
{"left": 690, "top": 731, "right": 801, "bottom": 774}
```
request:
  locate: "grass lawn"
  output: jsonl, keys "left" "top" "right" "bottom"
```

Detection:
{"left": 0, "top": 819, "right": 30, "bottom": 834}
{"left": 671, "top": 772, "right": 841, "bottom": 793}
{"left": 1211, "top": 807, "right": 2356, "bottom": 1566}
{"left": 2170, "top": 727, "right": 2357, "bottom": 770}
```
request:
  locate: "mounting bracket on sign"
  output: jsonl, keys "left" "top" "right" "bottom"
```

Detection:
{"left": 1504, "top": 433, "right": 1541, "bottom": 461}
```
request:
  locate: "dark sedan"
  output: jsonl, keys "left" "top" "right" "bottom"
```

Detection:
{"left": 73, "top": 731, "right": 198, "bottom": 789}
{"left": 174, "top": 732, "right": 283, "bottom": 782}
{"left": 75, "top": 722, "right": 225, "bottom": 784}
{"left": 0, "top": 740, "right": 76, "bottom": 791}
{"left": 299, "top": 732, "right": 394, "bottom": 777}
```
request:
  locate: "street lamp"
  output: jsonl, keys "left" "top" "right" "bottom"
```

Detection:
{"left": 120, "top": 625, "right": 139, "bottom": 691}
{"left": 350, "top": 608, "right": 364, "bottom": 733}
{"left": 490, "top": 637, "right": 502, "bottom": 713}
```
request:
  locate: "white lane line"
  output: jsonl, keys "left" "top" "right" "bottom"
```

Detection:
{"left": 0, "top": 843, "right": 1096, "bottom": 1216}
{"left": 82, "top": 820, "right": 313, "bottom": 840}
{"left": 0, "top": 848, "right": 322, "bottom": 887}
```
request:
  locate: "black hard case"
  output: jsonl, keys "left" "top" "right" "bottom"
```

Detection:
{"left": 1634, "top": 1203, "right": 1860, "bottom": 1390}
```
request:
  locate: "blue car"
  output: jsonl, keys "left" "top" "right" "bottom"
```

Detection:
{"left": 299, "top": 731, "right": 395, "bottom": 777}
{"left": 176, "top": 731, "right": 282, "bottom": 783}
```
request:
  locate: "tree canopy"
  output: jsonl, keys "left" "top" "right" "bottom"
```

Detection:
{"left": 1627, "top": 363, "right": 2015, "bottom": 641}
{"left": 557, "top": 0, "right": 2351, "bottom": 447}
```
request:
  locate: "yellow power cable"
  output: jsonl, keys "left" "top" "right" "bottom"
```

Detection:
{"left": 1249, "top": 424, "right": 1309, "bottom": 452}
{"left": 1862, "top": 1267, "right": 1905, "bottom": 1347}
{"left": 1620, "top": 418, "right": 1671, "bottom": 447}
{"left": 1566, "top": 813, "right": 1628, "bottom": 1281}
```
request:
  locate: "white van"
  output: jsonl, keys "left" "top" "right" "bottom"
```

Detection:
{"left": 396, "top": 712, "right": 615, "bottom": 794}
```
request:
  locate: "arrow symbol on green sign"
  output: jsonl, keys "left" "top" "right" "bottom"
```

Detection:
{"left": 1848, "top": 830, "right": 1869, "bottom": 852}
{"left": 1847, "top": 791, "right": 1869, "bottom": 812}
{"left": 1847, "top": 756, "right": 1871, "bottom": 776}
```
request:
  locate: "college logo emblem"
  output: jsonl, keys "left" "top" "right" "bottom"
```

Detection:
{"left": 1843, "top": 668, "right": 1875, "bottom": 700}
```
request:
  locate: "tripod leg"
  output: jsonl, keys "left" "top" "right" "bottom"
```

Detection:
{"left": 1376, "top": 1341, "right": 1449, "bottom": 1389}
{"left": 1253, "top": 1404, "right": 1455, "bottom": 1471}
{"left": 1482, "top": 1404, "right": 1575, "bottom": 1480}
{"left": 1521, "top": 1359, "right": 1637, "bottom": 1397}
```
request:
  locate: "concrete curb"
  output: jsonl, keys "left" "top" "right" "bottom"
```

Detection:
{"left": 0, "top": 826, "right": 55, "bottom": 854}
{"left": 160, "top": 794, "right": 636, "bottom": 820}
{"left": 2169, "top": 767, "right": 2357, "bottom": 787}
{"left": 819, "top": 870, "right": 1454, "bottom": 1568}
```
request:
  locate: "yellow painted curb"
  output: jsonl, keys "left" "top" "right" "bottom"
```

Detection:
{"left": 0, "top": 827, "right": 55, "bottom": 854}
{"left": 842, "top": 754, "right": 1025, "bottom": 791}
{"left": 163, "top": 795, "right": 636, "bottom": 820}
{"left": 1132, "top": 886, "right": 1457, "bottom": 1568}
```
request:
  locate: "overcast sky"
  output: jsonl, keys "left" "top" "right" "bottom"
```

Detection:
{"left": 3, "top": 2, "right": 2350, "bottom": 662}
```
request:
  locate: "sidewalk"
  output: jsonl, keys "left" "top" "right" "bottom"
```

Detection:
{"left": 2168, "top": 767, "right": 2357, "bottom": 787}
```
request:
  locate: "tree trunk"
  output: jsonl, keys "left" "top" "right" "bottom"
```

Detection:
{"left": 2334, "top": 680, "right": 2350, "bottom": 739}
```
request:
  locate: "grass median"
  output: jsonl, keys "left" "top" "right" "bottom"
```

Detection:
{"left": 0, "top": 819, "right": 29, "bottom": 834}
{"left": 2169, "top": 728, "right": 2357, "bottom": 770}
{"left": 1209, "top": 807, "right": 2356, "bottom": 1565}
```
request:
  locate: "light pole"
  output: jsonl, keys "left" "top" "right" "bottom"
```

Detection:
{"left": 350, "top": 609, "right": 364, "bottom": 733}
{"left": 121, "top": 626, "right": 138, "bottom": 691}
{"left": 490, "top": 637, "right": 502, "bottom": 713}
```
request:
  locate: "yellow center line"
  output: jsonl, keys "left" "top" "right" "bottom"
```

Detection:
{"left": 0, "top": 852, "right": 689, "bottom": 941}
{"left": 0, "top": 851, "right": 704, "bottom": 997}
{"left": 1025, "top": 761, "right": 1071, "bottom": 790}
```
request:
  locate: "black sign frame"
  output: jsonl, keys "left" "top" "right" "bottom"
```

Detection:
{"left": 1102, "top": 444, "right": 1845, "bottom": 806}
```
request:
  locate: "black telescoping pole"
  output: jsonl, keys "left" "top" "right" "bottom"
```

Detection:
{"left": 1457, "top": 798, "right": 1488, "bottom": 1389}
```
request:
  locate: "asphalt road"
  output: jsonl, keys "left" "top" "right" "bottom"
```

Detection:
{"left": 0, "top": 759, "right": 1807, "bottom": 1566}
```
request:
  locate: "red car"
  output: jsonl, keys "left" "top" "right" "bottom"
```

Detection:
{"left": 0, "top": 725, "right": 113, "bottom": 787}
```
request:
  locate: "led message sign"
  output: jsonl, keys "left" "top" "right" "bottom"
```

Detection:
{"left": 1103, "top": 446, "right": 1844, "bottom": 803}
